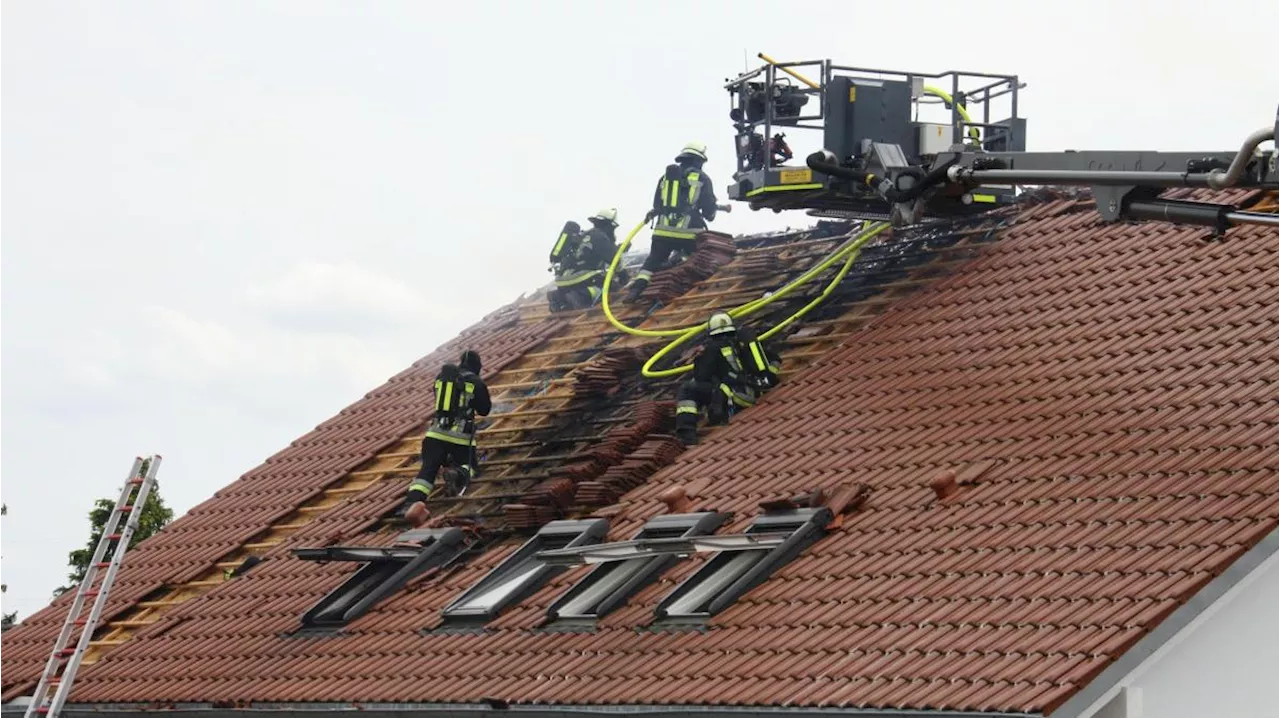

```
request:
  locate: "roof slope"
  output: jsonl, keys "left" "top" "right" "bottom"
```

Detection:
{"left": 3, "top": 192, "right": 1276, "bottom": 715}
{"left": 0, "top": 307, "right": 568, "bottom": 690}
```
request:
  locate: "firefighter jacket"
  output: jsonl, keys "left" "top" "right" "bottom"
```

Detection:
{"left": 651, "top": 162, "right": 719, "bottom": 240}
{"left": 425, "top": 368, "right": 492, "bottom": 446}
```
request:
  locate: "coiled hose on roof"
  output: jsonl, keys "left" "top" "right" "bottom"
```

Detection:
{"left": 599, "top": 219, "right": 891, "bottom": 378}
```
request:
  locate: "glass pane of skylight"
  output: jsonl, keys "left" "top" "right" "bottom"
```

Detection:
{"left": 666, "top": 550, "right": 764, "bottom": 616}
{"left": 461, "top": 563, "right": 543, "bottom": 612}
{"left": 556, "top": 557, "right": 649, "bottom": 618}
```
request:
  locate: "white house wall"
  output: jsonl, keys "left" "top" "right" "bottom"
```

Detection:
{"left": 1086, "top": 556, "right": 1279, "bottom": 718}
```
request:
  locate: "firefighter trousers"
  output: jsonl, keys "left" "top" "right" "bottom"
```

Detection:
{"left": 406, "top": 435, "right": 475, "bottom": 502}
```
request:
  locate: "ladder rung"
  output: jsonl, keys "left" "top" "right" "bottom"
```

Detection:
{"left": 58, "top": 648, "right": 76, "bottom": 657}
{"left": 95, "top": 561, "right": 112, "bottom": 568}
{"left": 242, "top": 541, "right": 281, "bottom": 551}
{"left": 129, "top": 478, "right": 145, "bottom": 484}
{"left": 105, "top": 533, "right": 122, "bottom": 540}
{"left": 185, "top": 579, "right": 224, "bottom": 587}
{"left": 119, "top": 505, "right": 134, "bottom": 512}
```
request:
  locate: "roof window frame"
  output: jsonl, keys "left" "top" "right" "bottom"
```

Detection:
{"left": 293, "top": 527, "right": 467, "bottom": 630}
{"left": 440, "top": 518, "right": 608, "bottom": 622}
{"left": 653, "top": 506, "right": 832, "bottom": 621}
{"left": 540, "top": 511, "right": 730, "bottom": 624}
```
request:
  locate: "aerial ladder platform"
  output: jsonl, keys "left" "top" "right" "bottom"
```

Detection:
{"left": 725, "top": 54, "right": 1277, "bottom": 233}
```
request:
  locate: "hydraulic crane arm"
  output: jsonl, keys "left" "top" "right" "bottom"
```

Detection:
{"left": 806, "top": 123, "right": 1278, "bottom": 233}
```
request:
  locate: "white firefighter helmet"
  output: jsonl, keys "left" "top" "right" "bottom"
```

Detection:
{"left": 678, "top": 142, "right": 708, "bottom": 162}
{"left": 590, "top": 208, "right": 618, "bottom": 225}
{"left": 708, "top": 312, "right": 735, "bottom": 336}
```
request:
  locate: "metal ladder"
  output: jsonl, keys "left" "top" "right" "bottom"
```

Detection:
{"left": 24, "top": 456, "right": 162, "bottom": 718}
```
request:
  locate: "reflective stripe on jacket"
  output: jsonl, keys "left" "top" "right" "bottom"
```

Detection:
{"left": 653, "top": 170, "right": 704, "bottom": 240}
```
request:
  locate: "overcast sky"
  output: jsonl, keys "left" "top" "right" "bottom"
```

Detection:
{"left": 2, "top": 0, "right": 1276, "bottom": 621}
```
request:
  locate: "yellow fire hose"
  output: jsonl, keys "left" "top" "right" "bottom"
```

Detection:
{"left": 599, "top": 220, "right": 891, "bottom": 378}
{"left": 592, "top": 53, "right": 939, "bottom": 379}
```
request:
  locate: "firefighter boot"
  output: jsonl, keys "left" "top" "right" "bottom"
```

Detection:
{"left": 443, "top": 466, "right": 470, "bottom": 497}
{"left": 625, "top": 278, "right": 650, "bottom": 303}
{"left": 675, "top": 411, "right": 700, "bottom": 446}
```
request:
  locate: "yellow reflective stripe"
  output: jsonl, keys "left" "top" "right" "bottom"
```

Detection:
{"left": 744, "top": 183, "right": 824, "bottom": 197}
{"left": 720, "top": 345, "right": 743, "bottom": 372}
{"left": 433, "top": 380, "right": 442, "bottom": 410}
{"left": 552, "top": 232, "right": 569, "bottom": 257}
{"left": 971, "top": 193, "right": 997, "bottom": 203}
{"left": 652, "top": 228, "right": 698, "bottom": 239}
{"left": 687, "top": 172, "right": 701, "bottom": 204}
{"left": 442, "top": 381, "right": 453, "bottom": 412}
{"left": 425, "top": 429, "right": 473, "bottom": 446}
{"left": 554, "top": 269, "right": 604, "bottom": 287}
{"left": 408, "top": 481, "right": 433, "bottom": 495}
{"left": 464, "top": 382, "right": 475, "bottom": 394}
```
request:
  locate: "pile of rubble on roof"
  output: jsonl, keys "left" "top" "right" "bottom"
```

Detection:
{"left": 503, "top": 401, "right": 680, "bottom": 527}
{"left": 637, "top": 232, "right": 737, "bottom": 304}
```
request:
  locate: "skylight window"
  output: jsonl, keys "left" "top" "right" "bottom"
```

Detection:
{"left": 653, "top": 506, "right": 832, "bottom": 620}
{"left": 440, "top": 518, "right": 608, "bottom": 622}
{"left": 293, "top": 527, "right": 466, "bottom": 629}
{"left": 540, "top": 511, "right": 728, "bottom": 623}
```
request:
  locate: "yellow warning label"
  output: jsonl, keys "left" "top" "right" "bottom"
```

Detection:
{"left": 779, "top": 168, "right": 813, "bottom": 184}
{"left": 849, "top": 86, "right": 857, "bottom": 102}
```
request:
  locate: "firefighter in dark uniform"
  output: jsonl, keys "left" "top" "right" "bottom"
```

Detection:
{"left": 548, "top": 209, "right": 623, "bottom": 311}
{"left": 404, "top": 349, "right": 492, "bottom": 526}
{"left": 674, "top": 313, "right": 758, "bottom": 446}
{"left": 626, "top": 142, "right": 724, "bottom": 302}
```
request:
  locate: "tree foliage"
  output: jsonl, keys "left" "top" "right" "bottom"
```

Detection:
{"left": 55, "top": 461, "right": 174, "bottom": 597}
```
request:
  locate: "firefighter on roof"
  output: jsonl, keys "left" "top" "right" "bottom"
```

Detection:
{"left": 404, "top": 349, "right": 492, "bottom": 526}
{"left": 626, "top": 142, "right": 724, "bottom": 302}
{"left": 675, "top": 312, "right": 761, "bottom": 446}
{"left": 548, "top": 209, "right": 624, "bottom": 312}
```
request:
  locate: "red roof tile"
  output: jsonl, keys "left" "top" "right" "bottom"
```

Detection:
{"left": 2, "top": 192, "right": 1276, "bottom": 714}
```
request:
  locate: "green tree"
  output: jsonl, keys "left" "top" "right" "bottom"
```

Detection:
{"left": 2, "top": 502, "right": 13, "bottom": 631}
{"left": 55, "top": 463, "right": 173, "bottom": 598}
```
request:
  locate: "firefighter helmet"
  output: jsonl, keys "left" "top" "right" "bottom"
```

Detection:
{"left": 459, "top": 349, "right": 482, "bottom": 373}
{"left": 590, "top": 208, "right": 618, "bottom": 225}
{"left": 708, "top": 312, "right": 735, "bottom": 336}
{"left": 678, "top": 142, "right": 708, "bottom": 162}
